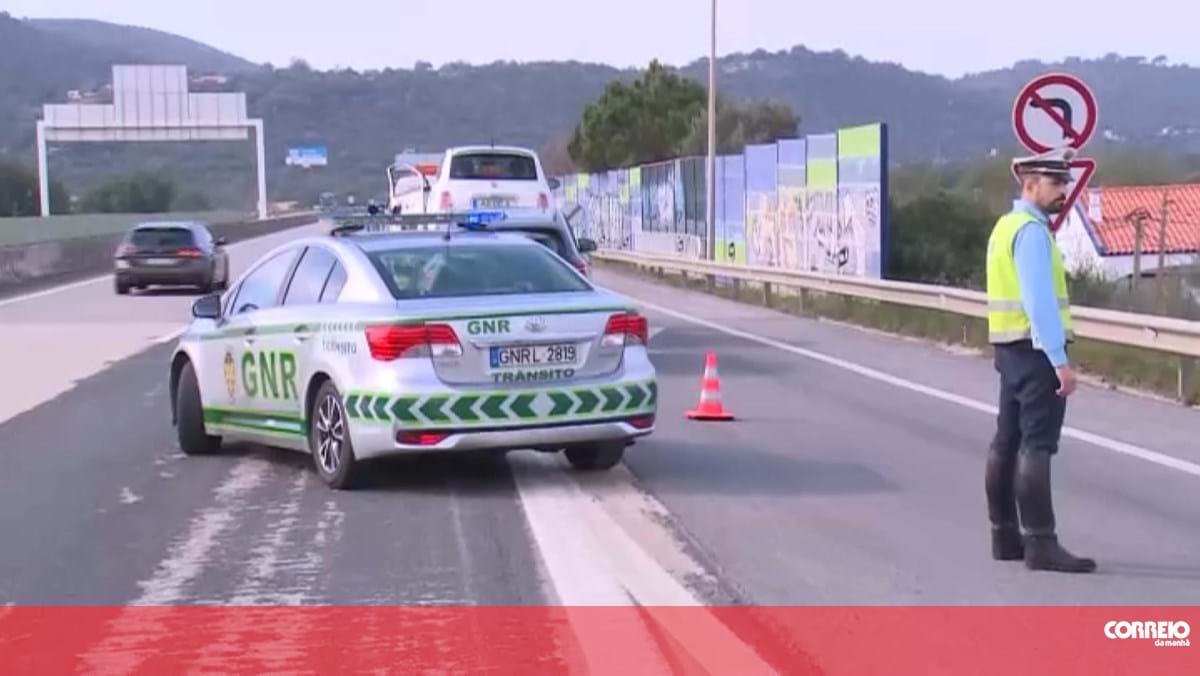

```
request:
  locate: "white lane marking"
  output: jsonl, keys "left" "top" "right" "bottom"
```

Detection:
{"left": 0, "top": 274, "right": 111, "bottom": 308}
{"left": 510, "top": 454, "right": 673, "bottom": 674}
{"left": 511, "top": 455, "right": 633, "bottom": 605}
{"left": 511, "top": 454, "right": 776, "bottom": 674}
{"left": 229, "top": 472, "right": 309, "bottom": 606}
{"left": 132, "top": 458, "right": 269, "bottom": 605}
{"left": 119, "top": 488, "right": 142, "bottom": 505}
{"left": 155, "top": 327, "right": 188, "bottom": 344}
{"left": 79, "top": 458, "right": 270, "bottom": 674}
{"left": 629, "top": 295, "right": 1200, "bottom": 480}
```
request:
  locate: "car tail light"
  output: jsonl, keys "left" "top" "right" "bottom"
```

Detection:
{"left": 571, "top": 259, "right": 589, "bottom": 277}
{"left": 629, "top": 415, "right": 655, "bottom": 430}
{"left": 602, "top": 312, "right": 648, "bottom": 347}
{"left": 439, "top": 191, "right": 454, "bottom": 211}
{"left": 365, "top": 323, "right": 463, "bottom": 361}
{"left": 397, "top": 430, "right": 450, "bottom": 446}
{"left": 537, "top": 193, "right": 549, "bottom": 209}
{"left": 177, "top": 247, "right": 203, "bottom": 257}
{"left": 116, "top": 244, "right": 139, "bottom": 257}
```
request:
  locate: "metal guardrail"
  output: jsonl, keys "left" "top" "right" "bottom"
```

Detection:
{"left": 594, "top": 250, "right": 1200, "bottom": 359}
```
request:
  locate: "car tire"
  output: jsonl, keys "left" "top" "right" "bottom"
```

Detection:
{"left": 564, "top": 441, "right": 625, "bottom": 471}
{"left": 176, "top": 361, "right": 222, "bottom": 455}
{"left": 309, "top": 380, "right": 362, "bottom": 490}
{"left": 115, "top": 279, "right": 130, "bottom": 295}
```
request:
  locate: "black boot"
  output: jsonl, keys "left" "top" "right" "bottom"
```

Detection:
{"left": 1016, "top": 451, "right": 1097, "bottom": 573}
{"left": 991, "top": 526, "right": 1024, "bottom": 561}
{"left": 986, "top": 450, "right": 1024, "bottom": 560}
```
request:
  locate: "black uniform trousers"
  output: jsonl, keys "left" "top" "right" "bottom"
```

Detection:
{"left": 987, "top": 340, "right": 1067, "bottom": 536}
{"left": 991, "top": 340, "right": 1067, "bottom": 457}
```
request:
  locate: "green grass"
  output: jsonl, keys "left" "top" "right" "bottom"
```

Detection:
{"left": 0, "top": 211, "right": 250, "bottom": 247}
{"left": 601, "top": 259, "right": 1199, "bottom": 405}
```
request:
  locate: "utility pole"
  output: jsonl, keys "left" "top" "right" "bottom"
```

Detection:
{"left": 1155, "top": 188, "right": 1174, "bottom": 313}
{"left": 1127, "top": 208, "right": 1150, "bottom": 293}
{"left": 705, "top": 0, "right": 717, "bottom": 261}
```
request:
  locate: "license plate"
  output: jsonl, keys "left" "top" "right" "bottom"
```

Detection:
{"left": 144, "top": 258, "right": 176, "bottom": 266}
{"left": 490, "top": 343, "right": 578, "bottom": 369}
{"left": 473, "top": 196, "right": 515, "bottom": 208}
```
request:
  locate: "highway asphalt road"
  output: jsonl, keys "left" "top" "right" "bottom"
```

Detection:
{"left": 2, "top": 225, "right": 1199, "bottom": 665}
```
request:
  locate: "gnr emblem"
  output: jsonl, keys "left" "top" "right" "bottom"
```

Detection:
{"left": 224, "top": 350, "right": 236, "bottom": 398}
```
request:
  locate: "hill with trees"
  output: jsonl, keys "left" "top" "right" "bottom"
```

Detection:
{"left": 3, "top": 13, "right": 1200, "bottom": 209}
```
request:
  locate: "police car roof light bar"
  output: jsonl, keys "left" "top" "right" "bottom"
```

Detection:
{"left": 331, "top": 210, "right": 508, "bottom": 238}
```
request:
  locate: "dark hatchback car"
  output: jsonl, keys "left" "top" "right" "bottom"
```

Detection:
{"left": 113, "top": 221, "right": 230, "bottom": 295}
{"left": 487, "top": 209, "right": 597, "bottom": 277}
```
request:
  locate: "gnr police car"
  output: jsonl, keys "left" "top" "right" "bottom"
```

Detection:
{"left": 168, "top": 211, "right": 656, "bottom": 489}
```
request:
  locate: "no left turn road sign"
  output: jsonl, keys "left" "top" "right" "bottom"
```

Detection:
{"left": 1013, "top": 73, "right": 1098, "bottom": 154}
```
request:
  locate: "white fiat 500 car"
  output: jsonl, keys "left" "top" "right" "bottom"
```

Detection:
{"left": 390, "top": 146, "right": 559, "bottom": 215}
{"left": 168, "top": 212, "right": 656, "bottom": 489}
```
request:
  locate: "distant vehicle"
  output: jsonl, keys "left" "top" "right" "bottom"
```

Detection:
{"left": 114, "top": 221, "right": 230, "bottom": 295}
{"left": 170, "top": 210, "right": 655, "bottom": 490}
{"left": 317, "top": 192, "right": 337, "bottom": 211}
{"left": 472, "top": 206, "right": 596, "bottom": 277}
{"left": 389, "top": 146, "right": 560, "bottom": 216}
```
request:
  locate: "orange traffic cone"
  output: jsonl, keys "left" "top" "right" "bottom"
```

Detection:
{"left": 687, "top": 352, "right": 735, "bottom": 421}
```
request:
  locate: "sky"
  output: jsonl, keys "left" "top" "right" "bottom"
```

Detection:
{"left": 5, "top": 0, "right": 1197, "bottom": 78}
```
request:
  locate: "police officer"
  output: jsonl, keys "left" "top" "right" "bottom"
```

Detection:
{"left": 984, "top": 147, "right": 1097, "bottom": 573}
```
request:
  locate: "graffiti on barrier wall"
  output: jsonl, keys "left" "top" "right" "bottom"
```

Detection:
{"left": 748, "top": 191, "right": 800, "bottom": 269}
{"left": 552, "top": 123, "right": 887, "bottom": 279}
{"left": 837, "top": 186, "right": 883, "bottom": 277}
{"left": 804, "top": 188, "right": 847, "bottom": 273}
{"left": 777, "top": 186, "right": 805, "bottom": 271}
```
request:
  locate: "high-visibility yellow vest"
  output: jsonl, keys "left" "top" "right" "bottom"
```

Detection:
{"left": 986, "top": 210, "right": 1074, "bottom": 344}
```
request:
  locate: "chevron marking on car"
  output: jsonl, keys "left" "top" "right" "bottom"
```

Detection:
{"left": 344, "top": 380, "right": 657, "bottom": 428}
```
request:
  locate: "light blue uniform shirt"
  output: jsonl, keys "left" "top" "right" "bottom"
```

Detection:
{"left": 1011, "top": 199, "right": 1068, "bottom": 368}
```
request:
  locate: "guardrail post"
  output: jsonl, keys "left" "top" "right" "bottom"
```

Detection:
{"left": 762, "top": 282, "right": 773, "bottom": 308}
{"left": 1180, "top": 357, "right": 1199, "bottom": 406}
{"left": 710, "top": 274, "right": 719, "bottom": 293}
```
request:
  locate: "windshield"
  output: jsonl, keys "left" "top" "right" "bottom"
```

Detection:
{"left": 129, "top": 227, "right": 195, "bottom": 248}
{"left": 449, "top": 153, "right": 538, "bottom": 180}
{"left": 369, "top": 242, "right": 590, "bottom": 300}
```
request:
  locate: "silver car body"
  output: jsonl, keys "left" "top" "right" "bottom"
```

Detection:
{"left": 170, "top": 226, "right": 657, "bottom": 461}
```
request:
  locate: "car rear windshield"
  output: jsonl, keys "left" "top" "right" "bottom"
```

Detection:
{"left": 368, "top": 243, "right": 590, "bottom": 300}
{"left": 129, "top": 227, "right": 195, "bottom": 247}
{"left": 449, "top": 153, "right": 538, "bottom": 180}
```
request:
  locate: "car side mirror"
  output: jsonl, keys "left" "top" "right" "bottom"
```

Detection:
{"left": 192, "top": 293, "right": 223, "bottom": 320}
{"left": 577, "top": 237, "right": 597, "bottom": 254}
{"left": 547, "top": 177, "right": 561, "bottom": 191}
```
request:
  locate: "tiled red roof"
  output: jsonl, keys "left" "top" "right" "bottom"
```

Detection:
{"left": 1085, "top": 183, "right": 1200, "bottom": 255}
